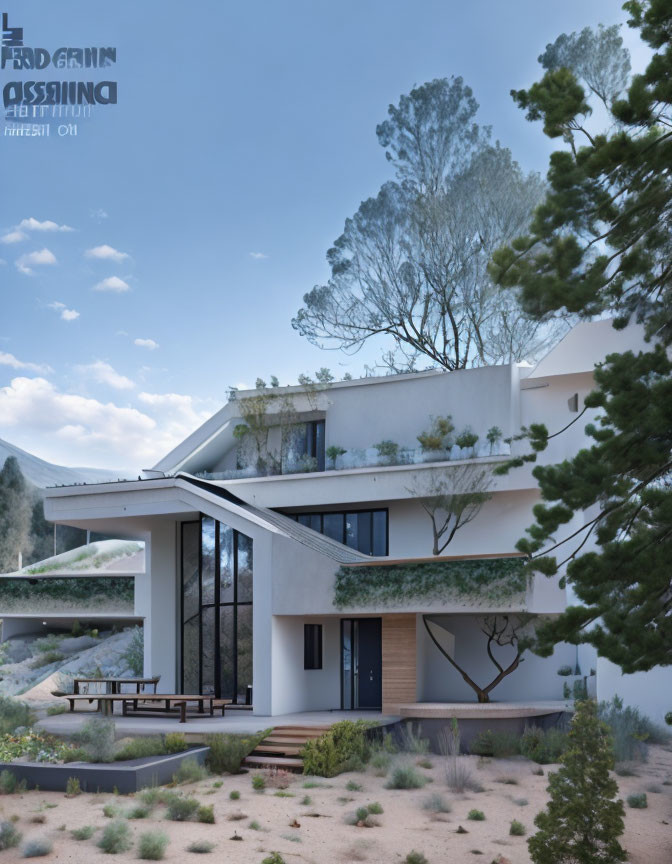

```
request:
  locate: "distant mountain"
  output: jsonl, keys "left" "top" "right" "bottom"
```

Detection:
{"left": 0, "top": 437, "right": 128, "bottom": 488}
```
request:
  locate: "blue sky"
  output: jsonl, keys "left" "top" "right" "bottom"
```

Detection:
{"left": 0, "top": 0, "right": 647, "bottom": 472}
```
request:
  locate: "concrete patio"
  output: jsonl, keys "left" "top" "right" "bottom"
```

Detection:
{"left": 36, "top": 708, "right": 400, "bottom": 737}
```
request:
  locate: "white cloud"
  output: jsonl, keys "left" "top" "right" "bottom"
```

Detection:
{"left": 0, "top": 376, "right": 213, "bottom": 470}
{"left": 0, "top": 351, "right": 53, "bottom": 374}
{"left": 1, "top": 230, "right": 26, "bottom": 244}
{"left": 75, "top": 360, "right": 134, "bottom": 391}
{"left": 134, "top": 338, "right": 158, "bottom": 350}
{"left": 18, "top": 217, "right": 74, "bottom": 233}
{"left": 48, "top": 301, "right": 79, "bottom": 321}
{"left": 85, "top": 244, "right": 129, "bottom": 262}
{"left": 16, "top": 247, "right": 57, "bottom": 275}
{"left": 93, "top": 276, "right": 130, "bottom": 293}
{"left": 249, "top": 251, "right": 269, "bottom": 259}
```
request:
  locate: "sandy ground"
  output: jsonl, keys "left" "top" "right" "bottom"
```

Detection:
{"left": 0, "top": 746, "right": 670, "bottom": 863}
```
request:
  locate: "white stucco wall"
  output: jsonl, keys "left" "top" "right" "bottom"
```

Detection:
{"left": 270, "top": 616, "right": 341, "bottom": 715}
{"left": 417, "top": 614, "right": 578, "bottom": 703}
{"left": 597, "top": 658, "right": 672, "bottom": 727}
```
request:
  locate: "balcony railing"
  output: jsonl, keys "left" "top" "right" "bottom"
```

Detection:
{"left": 196, "top": 441, "right": 511, "bottom": 482}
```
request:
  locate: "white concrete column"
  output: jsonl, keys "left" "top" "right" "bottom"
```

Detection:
{"left": 252, "top": 533, "right": 273, "bottom": 715}
{"left": 142, "top": 520, "right": 178, "bottom": 693}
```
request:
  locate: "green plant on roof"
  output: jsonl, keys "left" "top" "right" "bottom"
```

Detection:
{"left": 486, "top": 426, "right": 503, "bottom": 453}
{"left": 417, "top": 416, "right": 455, "bottom": 452}
{"left": 326, "top": 445, "right": 347, "bottom": 469}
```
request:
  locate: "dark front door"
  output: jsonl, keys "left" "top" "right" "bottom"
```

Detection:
{"left": 341, "top": 618, "right": 382, "bottom": 709}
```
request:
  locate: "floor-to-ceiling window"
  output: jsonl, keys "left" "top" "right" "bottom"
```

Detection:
{"left": 181, "top": 517, "right": 253, "bottom": 701}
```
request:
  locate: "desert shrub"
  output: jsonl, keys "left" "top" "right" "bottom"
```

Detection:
{"left": 21, "top": 837, "right": 52, "bottom": 857}
{"left": 62, "top": 747, "right": 89, "bottom": 763}
{"left": 370, "top": 751, "right": 392, "bottom": 776}
{"left": 71, "top": 825, "right": 96, "bottom": 840}
{"left": 598, "top": 696, "right": 669, "bottom": 763}
{"left": 0, "top": 696, "right": 31, "bottom": 735}
{"left": 98, "top": 820, "right": 132, "bottom": 854}
{"left": 173, "top": 757, "right": 208, "bottom": 785}
{"left": 398, "top": 723, "right": 430, "bottom": 755}
{"left": 138, "top": 788, "right": 180, "bottom": 809}
{"left": 127, "top": 805, "right": 151, "bottom": 819}
{"left": 197, "top": 804, "right": 215, "bottom": 823}
{"left": 0, "top": 820, "right": 21, "bottom": 850}
{"left": 301, "top": 720, "right": 373, "bottom": 777}
{"left": 274, "top": 790, "right": 293, "bottom": 798}
{"left": 469, "top": 729, "right": 520, "bottom": 758}
{"left": 229, "top": 790, "right": 240, "bottom": 800}
{"left": 467, "top": 809, "right": 485, "bottom": 821}
{"left": 300, "top": 795, "right": 312, "bottom": 805}
{"left": 346, "top": 780, "right": 362, "bottom": 791}
{"left": 65, "top": 777, "right": 81, "bottom": 796}
{"left": 187, "top": 840, "right": 215, "bottom": 853}
{"left": 205, "top": 731, "right": 266, "bottom": 774}
{"left": 249, "top": 820, "right": 261, "bottom": 830}
{"left": 367, "top": 801, "right": 383, "bottom": 814}
{"left": 46, "top": 704, "right": 67, "bottom": 716}
{"left": 138, "top": 831, "right": 169, "bottom": 860}
{"left": 166, "top": 796, "right": 199, "bottom": 821}
{"left": 262, "top": 854, "right": 286, "bottom": 864}
{"left": 528, "top": 699, "right": 626, "bottom": 864}
{"left": 252, "top": 774, "right": 266, "bottom": 792}
{"left": 514, "top": 797, "right": 529, "bottom": 806}
{"left": 264, "top": 767, "right": 292, "bottom": 789}
{"left": 510, "top": 819, "right": 526, "bottom": 835}
{"left": 103, "top": 804, "right": 120, "bottom": 818}
{"left": 520, "top": 726, "right": 568, "bottom": 764}
{"left": 30, "top": 651, "right": 65, "bottom": 668}
{"left": 164, "top": 733, "right": 187, "bottom": 754}
{"left": 422, "top": 793, "right": 451, "bottom": 813}
{"left": 114, "top": 737, "right": 166, "bottom": 761}
{"left": 626, "top": 793, "right": 647, "bottom": 809}
{"left": 386, "top": 765, "right": 427, "bottom": 790}
{"left": 405, "top": 853, "right": 428, "bottom": 864}
{"left": 123, "top": 626, "right": 144, "bottom": 676}
{"left": 440, "top": 722, "right": 482, "bottom": 793}
{"left": 0, "top": 769, "right": 26, "bottom": 794}
{"left": 77, "top": 716, "right": 116, "bottom": 763}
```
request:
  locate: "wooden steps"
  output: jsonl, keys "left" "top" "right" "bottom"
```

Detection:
{"left": 243, "top": 724, "right": 331, "bottom": 771}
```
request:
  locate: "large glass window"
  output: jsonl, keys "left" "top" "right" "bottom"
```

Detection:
{"left": 180, "top": 518, "right": 253, "bottom": 701}
{"left": 284, "top": 508, "right": 388, "bottom": 556}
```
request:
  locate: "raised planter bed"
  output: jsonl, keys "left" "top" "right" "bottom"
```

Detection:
{"left": 0, "top": 745, "right": 210, "bottom": 794}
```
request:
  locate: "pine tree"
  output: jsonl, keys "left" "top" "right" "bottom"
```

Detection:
{"left": 528, "top": 699, "right": 626, "bottom": 864}
{"left": 489, "top": 2, "right": 672, "bottom": 671}
{"left": 0, "top": 456, "right": 33, "bottom": 572}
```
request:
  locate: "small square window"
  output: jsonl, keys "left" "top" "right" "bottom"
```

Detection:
{"left": 304, "top": 623, "right": 323, "bottom": 670}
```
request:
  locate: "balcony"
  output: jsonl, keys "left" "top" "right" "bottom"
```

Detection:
{"left": 195, "top": 440, "right": 511, "bottom": 482}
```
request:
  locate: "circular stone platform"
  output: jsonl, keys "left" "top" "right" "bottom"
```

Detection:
{"left": 397, "top": 700, "right": 570, "bottom": 720}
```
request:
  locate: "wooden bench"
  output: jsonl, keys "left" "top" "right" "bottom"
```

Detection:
{"left": 73, "top": 675, "right": 161, "bottom": 695}
{"left": 65, "top": 694, "right": 232, "bottom": 723}
{"left": 212, "top": 699, "right": 254, "bottom": 717}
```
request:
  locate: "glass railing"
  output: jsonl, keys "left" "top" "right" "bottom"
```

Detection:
{"left": 195, "top": 441, "right": 510, "bottom": 482}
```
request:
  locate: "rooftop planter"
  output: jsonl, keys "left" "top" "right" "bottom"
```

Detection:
{"left": 334, "top": 557, "right": 529, "bottom": 609}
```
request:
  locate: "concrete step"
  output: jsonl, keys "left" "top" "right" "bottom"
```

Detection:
{"left": 254, "top": 745, "right": 303, "bottom": 756}
{"left": 244, "top": 755, "right": 303, "bottom": 771}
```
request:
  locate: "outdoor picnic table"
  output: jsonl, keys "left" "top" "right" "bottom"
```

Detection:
{"left": 72, "top": 675, "right": 161, "bottom": 695}
{"left": 64, "top": 692, "right": 233, "bottom": 723}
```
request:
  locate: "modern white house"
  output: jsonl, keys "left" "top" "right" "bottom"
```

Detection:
{"left": 41, "top": 320, "right": 662, "bottom": 720}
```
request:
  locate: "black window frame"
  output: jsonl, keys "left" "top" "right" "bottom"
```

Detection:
{"left": 305, "top": 419, "right": 326, "bottom": 472}
{"left": 304, "top": 623, "right": 323, "bottom": 670}
{"left": 281, "top": 507, "right": 389, "bottom": 556}
{"left": 180, "top": 516, "right": 253, "bottom": 701}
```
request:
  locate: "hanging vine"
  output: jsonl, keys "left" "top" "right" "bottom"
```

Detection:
{"left": 333, "top": 557, "right": 529, "bottom": 609}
